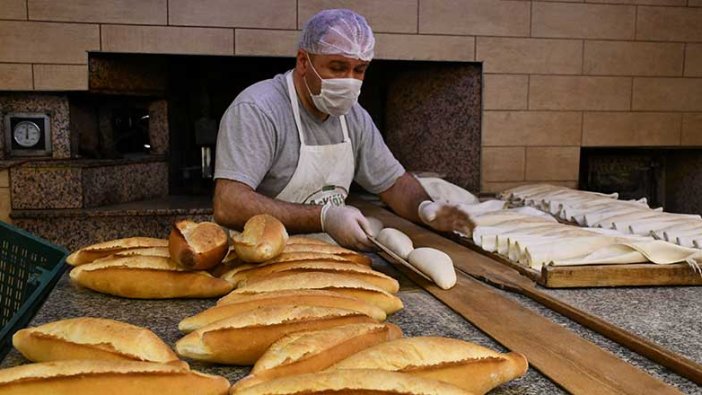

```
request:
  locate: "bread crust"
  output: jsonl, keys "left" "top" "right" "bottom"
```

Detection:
{"left": 169, "top": 220, "right": 229, "bottom": 270}
{"left": 12, "top": 317, "right": 182, "bottom": 366}
{"left": 232, "top": 323, "right": 402, "bottom": 391}
{"left": 175, "top": 306, "right": 375, "bottom": 365}
{"left": 233, "top": 273, "right": 403, "bottom": 314}
{"left": 233, "top": 214, "right": 289, "bottom": 263}
{"left": 69, "top": 256, "right": 233, "bottom": 299}
{"left": 0, "top": 360, "right": 229, "bottom": 395}
{"left": 180, "top": 290, "right": 386, "bottom": 333}
{"left": 222, "top": 260, "right": 399, "bottom": 293}
{"left": 282, "top": 244, "right": 372, "bottom": 266}
{"left": 67, "top": 237, "right": 168, "bottom": 266}
{"left": 229, "top": 369, "right": 470, "bottom": 394}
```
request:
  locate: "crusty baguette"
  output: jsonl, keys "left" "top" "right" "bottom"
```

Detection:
{"left": 12, "top": 317, "right": 183, "bottom": 367}
{"left": 169, "top": 220, "right": 229, "bottom": 270}
{"left": 229, "top": 369, "right": 470, "bottom": 394}
{"left": 181, "top": 290, "right": 386, "bottom": 333}
{"left": 286, "top": 235, "right": 331, "bottom": 245}
{"left": 0, "top": 360, "right": 229, "bottom": 395}
{"left": 282, "top": 244, "right": 372, "bottom": 266}
{"left": 66, "top": 237, "right": 168, "bottom": 266}
{"left": 69, "top": 256, "right": 233, "bottom": 299}
{"left": 222, "top": 260, "right": 399, "bottom": 293}
{"left": 329, "top": 336, "right": 529, "bottom": 394}
{"left": 232, "top": 272, "right": 403, "bottom": 314}
{"left": 94, "top": 247, "right": 171, "bottom": 261}
{"left": 175, "top": 305, "right": 375, "bottom": 365}
{"left": 232, "top": 323, "right": 402, "bottom": 391}
{"left": 264, "top": 252, "right": 361, "bottom": 265}
{"left": 233, "top": 214, "right": 289, "bottom": 263}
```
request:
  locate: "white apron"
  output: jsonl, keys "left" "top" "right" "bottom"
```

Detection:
{"left": 276, "top": 71, "right": 355, "bottom": 207}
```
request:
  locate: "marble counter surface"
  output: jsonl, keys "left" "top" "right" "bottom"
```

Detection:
{"left": 1, "top": 254, "right": 701, "bottom": 394}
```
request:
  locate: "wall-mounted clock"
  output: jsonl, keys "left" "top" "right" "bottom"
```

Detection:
{"left": 4, "top": 113, "right": 52, "bottom": 157}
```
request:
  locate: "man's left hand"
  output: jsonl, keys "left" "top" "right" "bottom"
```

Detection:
{"left": 418, "top": 200, "right": 475, "bottom": 236}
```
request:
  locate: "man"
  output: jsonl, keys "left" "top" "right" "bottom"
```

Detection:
{"left": 214, "top": 9, "right": 472, "bottom": 250}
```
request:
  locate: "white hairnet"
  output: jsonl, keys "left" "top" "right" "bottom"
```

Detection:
{"left": 299, "top": 9, "right": 375, "bottom": 61}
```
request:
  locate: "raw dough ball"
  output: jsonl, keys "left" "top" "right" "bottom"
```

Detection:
{"left": 408, "top": 248, "right": 456, "bottom": 290}
{"left": 377, "top": 228, "right": 414, "bottom": 260}
{"left": 366, "top": 217, "right": 384, "bottom": 238}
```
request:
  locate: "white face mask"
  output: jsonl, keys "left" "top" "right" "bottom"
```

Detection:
{"left": 304, "top": 54, "right": 362, "bottom": 116}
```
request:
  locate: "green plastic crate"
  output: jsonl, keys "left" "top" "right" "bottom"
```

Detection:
{"left": 0, "top": 221, "right": 67, "bottom": 360}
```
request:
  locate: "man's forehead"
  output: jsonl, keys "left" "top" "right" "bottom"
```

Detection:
{"left": 311, "top": 53, "right": 370, "bottom": 66}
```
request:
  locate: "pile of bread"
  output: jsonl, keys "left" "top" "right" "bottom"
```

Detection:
{"left": 0, "top": 214, "right": 528, "bottom": 394}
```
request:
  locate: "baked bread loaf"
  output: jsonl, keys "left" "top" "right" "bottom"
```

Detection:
{"left": 169, "top": 220, "right": 229, "bottom": 270}
{"left": 229, "top": 369, "right": 469, "bottom": 394}
{"left": 232, "top": 323, "right": 402, "bottom": 391}
{"left": 67, "top": 237, "right": 168, "bottom": 266}
{"left": 69, "top": 256, "right": 233, "bottom": 299}
{"left": 0, "top": 360, "right": 229, "bottom": 395}
{"left": 232, "top": 272, "right": 403, "bottom": 314}
{"left": 282, "top": 244, "right": 372, "bottom": 266}
{"left": 95, "top": 247, "right": 170, "bottom": 260}
{"left": 286, "top": 235, "right": 330, "bottom": 245}
{"left": 233, "top": 214, "right": 289, "bottom": 263}
{"left": 221, "top": 260, "right": 399, "bottom": 293}
{"left": 264, "top": 252, "right": 360, "bottom": 266}
{"left": 180, "top": 290, "right": 386, "bottom": 333}
{"left": 12, "top": 317, "right": 183, "bottom": 367}
{"left": 175, "top": 305, "right": 375, "bottom": 365}
{"left": 329, "top": 336, "right": 528, "bottom": 394}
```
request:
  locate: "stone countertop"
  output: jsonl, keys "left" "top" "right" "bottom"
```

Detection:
{"left": 1, "top": 254, "right": 701, "bottom": 394}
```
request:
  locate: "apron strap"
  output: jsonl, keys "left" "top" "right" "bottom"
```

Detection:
{"left": 340, "top": 115, "right": 350, "bottom": 143}
{"left": 286, "top": 71, "right": 306, "bottom": 145}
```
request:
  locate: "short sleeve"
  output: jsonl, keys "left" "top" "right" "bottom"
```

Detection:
{"left": 214, "top": 102, "right": 277, "bottom": 190}
{"left": 352, "top": 110, "right": 405, "bottom": 194}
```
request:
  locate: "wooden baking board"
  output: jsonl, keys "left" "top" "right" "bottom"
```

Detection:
{"left": 448, "top": 234, "right": 702, "bottom": 288}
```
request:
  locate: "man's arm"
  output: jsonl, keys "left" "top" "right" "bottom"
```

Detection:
{"left": 213, "top": 179, "right": 323, "bottom": 233}
{"left": 378, "top": 172, "right": 430, "bottom": 223}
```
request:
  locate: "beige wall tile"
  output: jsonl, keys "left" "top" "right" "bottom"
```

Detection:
{"left": 0, "top": 0, "right": 27, "bottom": 19}
{"left": 633, "top": 78, "right": 702, "bottom": 112}
{"left": 584, "top": 41, "right": 683, "bottom": 76}
{"left": 483, "top": 74, "right": 528, "bottom": 110}
{"left": 481, "top": 180, "right": 578, "bottom": 194}
{"left": 33, "top": 64, "right": 88, "bottom": 91}
{"left": 587, "top": 0, "right": 685, "bottom": 4}
{"left": 532, "top": 2, "right": 635, "bottom": 39}
{"left": 102, "top": 25, "right": 233, "bottom": 56}
{"left": 299, "top": 0, "right": 417, "bottom": 33}
{"left": 483, "top": 111, "right": 582, "bottom": 147}
{"left": 477, "top": 37, "right": 582, "bottom": 74}
{"left": 682, "top": 113, "right": 702, "bottom": 145}
{"left": 0, "top": 170, "right": 8, "bottom": 188}
{"left": 419, "top": 0, "right": 530, "bottom": 37}
{"left": 0, "top": 21, "right": 98, "bottom": 64}
{"left": 28, "top": 0, "right": 166, "bottom": 24}
{"left": 690, "top": 0, "right": 702, "bottom": 6}
{"left": 0, "top": 63, "right": 32, "bottom": 90}
{"left": 375, "top": 34, "right": 474, "bottom": 61}
{"left": 525, "top": 147, "right": 580, "bottom": 181}
{"left": 637, "top": 6, "right": 702, "bottom": 41}
{"left": 235, "top": 29, "right": 298, "bottom": 57}
{"left": 582, "top": 112, "right": 681, "bottom": 146}
{"left": 169, "top": 0, "right": 295, "bottom": 29}
{"left": 685, "top": 44, "right": 702, "bottom": 77}
{"left": 0, "top": 188, "right": 10, "bottom": 223}
{"left": 482, "top": 147, "right": 525, "bottom": 182}
{"left": 530, "top": 76, "right": 631, "bottom": 111}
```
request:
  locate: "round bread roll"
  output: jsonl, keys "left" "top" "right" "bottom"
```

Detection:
{"left": 408, "top": 247, "right": 457, "bottom": 290}
{"left": 233, "top": 214, "right": 289, "bottom": 263}
{"left": 329, "top": 336, "right": 528, "bottom": 395}
{"left": 169, "top": 220, "right": 229, "bottom": 270}
{"left": 175, "top": 305, "right": 375, "bottom": 365}
{"left": 230, "top": 369, "right": 469, "bottom": 394}
{"left": 232, "top": 323, "right": 402, "bottom": 391}
{"left": 0, "top": 360, "right": 229, "bottom": 395}
{"left": 12, "top": 317, "right": 184, "bottom": 367}
{"left": 377, "top": 228, "right": 414, "bottom": 260}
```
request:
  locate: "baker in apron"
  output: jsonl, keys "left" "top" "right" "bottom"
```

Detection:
{"left": 212, "top": 9, "right": 475, "bottom": 250}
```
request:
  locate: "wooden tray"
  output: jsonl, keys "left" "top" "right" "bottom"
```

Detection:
{"left": 448, "top": 234, "right": 702, "bottom": 288}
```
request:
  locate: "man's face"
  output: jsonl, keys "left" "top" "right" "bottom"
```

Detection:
{"left": 302, "top": 51, "right": 370, "bottom": 95}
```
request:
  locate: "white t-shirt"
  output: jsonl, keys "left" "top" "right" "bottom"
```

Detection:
{"left": 214, "top": 71, "right": 405, "bottom": 198}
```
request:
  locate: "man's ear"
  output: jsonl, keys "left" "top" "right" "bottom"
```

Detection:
{"left": 295, "top": 49, "right": 307, "bottom": 74}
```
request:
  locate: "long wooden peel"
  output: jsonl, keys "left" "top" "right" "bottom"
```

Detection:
{"left": 355, "top": 201, "right": 687, "bottom": 394}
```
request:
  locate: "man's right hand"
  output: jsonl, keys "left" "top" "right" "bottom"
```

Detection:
{"left": 321, "top": 205, "right": 375, "bottom": 251}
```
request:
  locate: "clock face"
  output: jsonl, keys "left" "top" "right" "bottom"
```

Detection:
{"left": 13, "top": 121, "right": 41, "bottom": 148}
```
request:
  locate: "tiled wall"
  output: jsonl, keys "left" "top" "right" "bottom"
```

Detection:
{"left": 1, "top": 0, "right": 701, "bottom": 193}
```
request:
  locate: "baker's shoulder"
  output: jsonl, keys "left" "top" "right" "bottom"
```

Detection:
{"left": 232, "top": 73, "right": 289, "bottom": 112}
